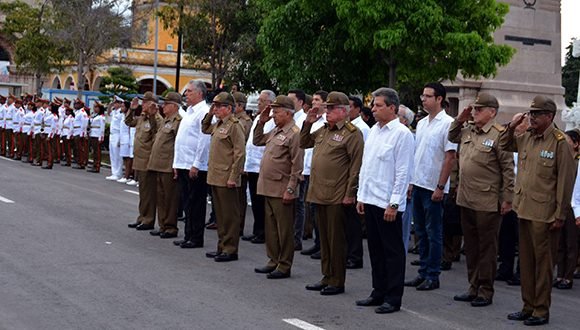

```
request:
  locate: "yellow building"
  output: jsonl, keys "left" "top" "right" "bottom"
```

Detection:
{"left": 48, "top": 0, "right": 211, "bottom": 95}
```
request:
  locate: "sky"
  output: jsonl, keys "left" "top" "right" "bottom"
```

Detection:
{"left": 561, "top": 0, "right": 580, "bottom": 65}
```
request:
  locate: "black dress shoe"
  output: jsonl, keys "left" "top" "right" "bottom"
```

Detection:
{"left": 410, "top": 259, "right": 421, "bottom": 266}
{"left": 251, "top": 236, "right": 265, "bottom": 244}
{"left": 41, "top": 165, "right": 53, "bottom": 169}
{"left": 214, "top": 252, "right": 238, "bottom": 262}
{"left": 180, "top": 241, "right": 203, "bottom": 248}
{"left": 149, "top": 229, "right": 161, "bottom": 236}
{"left": 301, "top": 245, "right": 320, "bottom": 256}
{"left": 574, "top": 272, "right": 580, "bottom": 279}
{"left": 375, "top": 302, "right": 400, "bottom": 314}
{"left": 470, "top": 297, "right": 492, "bottom": 307}
{"left": 159, "top": 232, "right": 178, "bottom": 239}
{"left": 507, "top": 311, "right": 532, "bottom": 321}
{"left": 310, "top": 251, "right": 321, "bottom": 260}
{"left": 255, "top": 266, "right": 276, "bottom": 274}
{"left": 355, "top": 297, "right": 383, "bottom": 307}
{"left": 320, "top": 286, "right": 345, "bottom": 295}
{"left": 440, "top": 261, "right": 452, "bottom": 271}
{"left": 552, "top": 279, "right": 562, "bottom": 288}
{"left": 416, "top": 279, "right": 440, "bottom": 291}
{"left": 128, "top": 222, "right": 140, "bottom": 228}
{"left": 267, "top": 270, "right": 290, "bottom": 279}
{"left": 241, "top": 234, "right": 255, "bottom": 241}
{"left": 173, "top": 239, "right": 187, "bottom": 246}
{"left": 404, "top": 276, "right": 425, "bottom": 287}
{"left": 556, "top": 280, "right": 573, "bottom": 289}
{"left": 523, "top": 316, "right": 549, "bottom": 326}
{"left": 206, "top": 251, "right": 220, "bottom": 258}
{"left": 495, "top": 272, "right": 512, "bottom": 281}
{"left": 136, "top": 224, "right": 154, "bottom": 231}
{"left": 346, "top": 260, "right": 363, "bottom": 269}
{"left": 305, "top": 281, "right": 327, "bottom": 291}
{"left": 453, "top": 292, "right": 476, "bottom": 302}
{"left": 294, "top": 243, "right": 302, "bottom": 251}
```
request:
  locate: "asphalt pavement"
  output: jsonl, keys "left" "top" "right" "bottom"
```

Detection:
{"left": 0, "top": 155, "right": 578, "bottom": 330}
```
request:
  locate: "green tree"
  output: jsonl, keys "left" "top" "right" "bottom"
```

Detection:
{"left": 0, "top": 0, "right": 64, "bottom": 95}
{"left": 256, "top": 0, "right": 514, "bottom": 93}
{"left": 98, "top": 67, "right": 138, "bottom": 102}
{"left": 158, "top": 0, "right": 248, "bottom": 90}
{"left": 562, "top": 40, "right": 580, "bottom": 107}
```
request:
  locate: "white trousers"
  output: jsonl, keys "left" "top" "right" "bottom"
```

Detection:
{"left": 109, "top": 133, "right": 123, "bottom": 178}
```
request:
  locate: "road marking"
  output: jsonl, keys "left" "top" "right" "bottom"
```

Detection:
{"left": 0, "top": 156, "right": 15, "bottom": 162}
{"left": 283, "top": 319, "right": 325, "bottom": 330}
{"left": 0, "top": 195, "right": 15, "bottom": 204}
{"left": 124, "top": 190, "right": 139, "bottom": 196}
{"left": 401, "top": 308, "right": 460, "bottom": 329}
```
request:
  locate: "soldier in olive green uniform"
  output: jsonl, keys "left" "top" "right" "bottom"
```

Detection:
{"left": 301, "top": 91, "right": 364, "bottom": 295}
{"left": 233, "top": 92, "right": 253, "bottom": 236}
{"left": 448, "top": 93, "right": 515, "bottom": 307}
{"left": 148, "top": 92, "right": 182, "bottom": 238}
{"left": 500, "top": 95, "right": 575, "bottom": 326}
{"left": 253, "top": 96, "right": 304, "bottom": 279}
{"left": 125, "top": 92, "right": 164, "bottom": 231}
{"left": 202, "top": 92, "right": 246, "bottom": 262}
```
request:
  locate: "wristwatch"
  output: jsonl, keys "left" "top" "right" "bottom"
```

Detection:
{"left": 389, "top": 203, "right": 399, "bottom": 210}
{"left": 436, "top": 184, "right": 445, "bottom": 191}
{"left": 286, "top": 187, "right": 295, "bottom": 194}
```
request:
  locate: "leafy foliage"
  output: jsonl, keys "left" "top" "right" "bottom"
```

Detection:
{"left": 563, "top": 41, "right": 580, "bottom": 107}
{"left": 98, "top": 67, "right": 138, "bottom": 103}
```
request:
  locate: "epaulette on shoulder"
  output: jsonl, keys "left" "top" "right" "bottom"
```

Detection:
{"left": 553, "top": 129, "right": 565, "bottom": 141}
{"left": 230, "top": 116, "right": 239, "bottom": 123}
{"left": 493, "top": 123, "right": 506, "bottom": 132}
{"left": 291, "top": 126, "right": 299, "bottom": 133}
{"left": 176, "top": 114, "right": 182, "bottom": 121}
{"left": 345, "top": 122, "right": 356, "bottom": 132}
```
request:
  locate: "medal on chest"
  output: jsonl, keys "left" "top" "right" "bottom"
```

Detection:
{"left": 482, "top": 139, "right": 494, "bottom": 148}
{"left": 276, "top": 134, "right": 286, "bottom": 142}
{"left": 331, "top": 133, "right": 344, "bottom": 142}
{"left": 540, "top": 150, "right": 554, "bottom": 159}
{"left": 164, "top": 122, "right": 172, "bottom": 129}
{"left": 218, "top": 126, "right": 229, "bottom": 135}
{"left": 144, "top": 122, "right": 151, "bottom": 129}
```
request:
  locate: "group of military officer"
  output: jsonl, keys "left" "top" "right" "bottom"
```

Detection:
{"left": 0, "top": 94, "right": 106, "bottom": 172}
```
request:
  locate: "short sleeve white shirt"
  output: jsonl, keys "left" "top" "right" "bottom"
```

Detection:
{"left": 410, "top": 110, "right": 457, "bottom": 193}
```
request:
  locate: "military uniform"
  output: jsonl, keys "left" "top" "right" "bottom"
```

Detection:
{"left": 40, "top": 110, "right": 58, "bottom": 169}
{"left": 12, "top": 102, "right": 24, "bottom": 160}
{"left": 233, "top": 92, "right": 253, "bottom": 236}
{"left": 126, "top": 99, "right": 164, "bottom": 229}
{"left": 0, "top": 99, "right": 5, "bottom": 156}
{"left": 61, "top": 111, "right": 74, "bottom": 166}
{"left": 88, "top": 113, "right": 106, "bottom": 173}
{"left": 72, "top": 105, "right": 89, "bottom": 169}
{"left": 448, "top": 93, "right": 515, "bottom": 304}
{"left": 31, "top": 106, "right": 45, "bottom": 166}
{"left": 148, "top": 107, "right": 182, "bottom": 236}
{"left": 21, "top": 106, "right": 34, "bottom": 162}
{"left": 301, "top": 92, "right": 364, "bottom": 292}
{"left": 3, "top": 101, "right": 15, "bottom": 158}
{"left": 500, "top": 96, "right": 575, "bottom": 323}
{"left": 253, "top": 96, "right": 304, "bottom": 276}
{"left": 202, "top": 92, "right": 246, "bottom": 260}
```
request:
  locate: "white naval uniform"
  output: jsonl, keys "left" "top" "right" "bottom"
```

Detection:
{"left": 108, "top": 108, "right": 123, "bottom": 177}
{"left": 119, "top": 113, "right": 132, "bottom": 158}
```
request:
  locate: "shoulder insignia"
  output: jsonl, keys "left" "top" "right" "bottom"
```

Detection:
{"left": 553, "top": 130, "right": 565, "bottom": 141}
{"left": 230, "top": 116, "right": 239, "bottom": 123}
{"left": 292, "top": 126, "right": 299, "bottom": 133}
{"left": 176, "top": 115, "right": 182, "bottom": 122}
{"left": 345, "top": 122, "right": 356, "bottom": 132}
{"left": 493, "top": 123, "right": 506, "bottom": 132}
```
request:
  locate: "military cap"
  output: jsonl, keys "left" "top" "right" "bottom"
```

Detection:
{"left": 163, "top": 92, "right": 182, "bottom": 106}
{"left": 529, "top": 95, "right": 556, "bottom": 112}
{"left": 14, "top": 98, "right": 23, "bottom": 105}
{"left": 8, "top": 93, "right": 15, "bottom": 99}
{"left": 212, "top": 92, "right": 235, "bottom": 106}
{"left": 63, "top": 97, "right": 71, "bottom": 104}
{"left": 233, "top": 92, "right": 247, "bottom": 104}
{"left": 0, "top": 95, "right": 5, "bottom": 101}
{"left": 113, "top": 95, "right": 124, "bottom": 103}
{"left": 74, "top": 98, "right": 84, "bottom": 105}
{"left": 472, "top": 93, "right": 499, "bottom": 109}
{"left": 139, "top": 91, "right": 158, "bottom": 103}
{"left": 324, "top": 91, "right": 350, "bottom": 106}
{"left": 270, "top": 95, "right": 295, "bottom": 111}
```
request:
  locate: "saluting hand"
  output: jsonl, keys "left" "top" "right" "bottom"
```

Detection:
{"left": 305, "top": 107, "right": 320, "bottom": 124}
{"left": 509, "top": 112, "right": 526, "bottom": 130}
{"left": 259, "top": 106, "right": 272, "bottom": 124}
{"left": 130, "top": 97, "right": 139, "bottom": 109}
{"left": 456, "top": 106, "right": 472, "bottom": 123}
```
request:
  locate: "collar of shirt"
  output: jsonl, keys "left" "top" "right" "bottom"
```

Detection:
{"left": 294, "top": 109, "right": 305, "bottom": 119}
{"left": 472, "top": 120, "right": 495, "bottom": 134}
{"left": 219, "top": 113, "right": 233, "bottom": 125}
{"left": 190, "top": 100, "right": 208, "bottom": 114}
{"left": 326, "top": 119, "right": 346, "bottom": 131}
{"left": 532, "top": 123, "right": 556, "bottom": 140}
{"left": 276, "top": 119, "right": 296, "bottom": 135}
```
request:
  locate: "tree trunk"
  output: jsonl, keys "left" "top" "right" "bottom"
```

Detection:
{"left": 35, "top": 71, "right": 43, "bottom": 98}
{"left": 77, "top": 53, "right": 84, "bottom": 99}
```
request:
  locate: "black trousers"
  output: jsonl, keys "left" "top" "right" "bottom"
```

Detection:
{"left": 179, "top": 170, "right": 208, "bottom": 244}
{"left": 497, "top": 210, "right": 519, "bottom": 278}
{"left": 365, "top": 204, "right": 405, "bottom": 307}
{"left": 345, "top": 204, "right": 364, "bottom": 263}
{"left": 247, "top": 172, "right": 265, "bottom": 239}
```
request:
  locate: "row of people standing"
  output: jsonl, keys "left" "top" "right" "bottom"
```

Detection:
{"left": 0, "top": 94, "right": 106, "bottom": 171}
